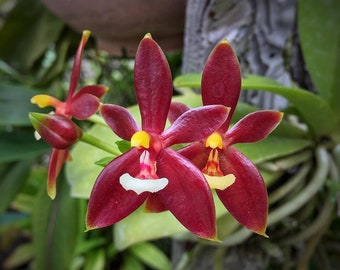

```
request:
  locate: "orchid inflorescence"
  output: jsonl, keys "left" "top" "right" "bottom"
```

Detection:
{"left": 29, "top": 31, "right": 282, "bottom": 240}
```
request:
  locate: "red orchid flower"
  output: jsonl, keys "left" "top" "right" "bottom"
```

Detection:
{"left": 170, "top": 40, "right": 283, "bottom": 236}
{"left": 86, "top": 34, "right": 230, "bottom": 240}
{"left": 29, "top": 30, "right": 108, "bottom": 199}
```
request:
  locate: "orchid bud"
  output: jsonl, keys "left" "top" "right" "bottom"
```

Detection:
{"left": 29, "top": 112, "right": 82, "bottom": 149}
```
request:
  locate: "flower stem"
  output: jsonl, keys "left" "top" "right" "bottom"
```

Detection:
{"left": 80, "top": 132, "right": 121, "bottom": 156}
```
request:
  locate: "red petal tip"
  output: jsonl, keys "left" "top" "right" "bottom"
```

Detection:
{"left": 253, "top": 227, "right": 269, "bottom": 238}
{"left": 82, "top": 30, "right": 91, "bottom": 40}
{"left": 47, "top": 187, "right": 56, "bottom": 200}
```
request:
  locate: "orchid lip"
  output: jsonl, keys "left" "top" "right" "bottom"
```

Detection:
{"left": 119, "top": 173, "right": 169, "bottom": 195}
{"left": 204, "top": 174, "right": 236, "bottom": 190}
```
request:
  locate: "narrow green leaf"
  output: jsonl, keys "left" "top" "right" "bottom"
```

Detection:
{"left": 241, "top": 75, "right": 337, "bottom": 137}
{"left": 75, "top": 238, "right": 108, "bottom": 255}
{"left": 3, "top": 243, "right": 34, "bottom": 269}
{"left": 84, "top": 249, "right": 106, "bottom": 270}
{"left": 0, "top": 160, "right": 33, "bottom": 216}
{"left": 121, "top": 254, "right": 145, "bottom": 270}
{"left": 116, "top": 140, "right": 131, "bottom": 153}
{"left": 0, "top": 83, "right": 46, "bottom": 126}
{"left": 129, "top": 242, "right": 172, "bottom": 270}
{"left": 298, "top": 0, "right": 340, "bottom": 115}
{"left": 173, "top": 73, "right": 202, "bottom": 89}
{"left": 235, "top": 135, "right": 312, "bottom": 164}
{"left": 32, "top": 176, "right": 80, "bottom": 270}
{"left": 0, "top": 129, "right": 49, "bottom": 162}
{"left": 94, "top": 156, "right": 115, "bottom": 167}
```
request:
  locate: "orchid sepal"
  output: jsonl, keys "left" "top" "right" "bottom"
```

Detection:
{"left": 134, "top": 34, "right": 173, "bottom": 134}
{"left": 47, "top": 149, "right": 70, "bottom": 199}
{"left": 201, "top": 39, "right": 241, "bottom": 130}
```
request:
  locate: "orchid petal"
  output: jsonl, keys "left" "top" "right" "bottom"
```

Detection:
{"left": 225, "top": 111, "right": 283, "bottom": 145}
{"left": 156, "top": 148, "right": 217, "bottom": 240}
{"left": 162, "top": 105, "right": 229, "bottom": 146}
{"left": 201, "top": 40, "right": 241, "bottom": 130}
{"left": 69, "top": 93, "right": 101, "bottom": 120}
{"left": 66, "top": 30, "right": 90, "bottom": 101}
{"left": 217, "top": 147, "right": 268, "bottom": 236}
{"left": 47, "top": 149, "right": 69, "bottom": 199}
{"left": 168, "top": 102, "right": 190, "bottom": 123}
{"left": 86, "top": 148, "right": 148, "bottom": 229}
{"left": 134, "top": 34, "right": 172, "bottom": 134}
{"left": 75, "top": 85, "right": 108, "bottom": 98}
{"left": 101, "top": 104, "right": 140, "bottom": 141}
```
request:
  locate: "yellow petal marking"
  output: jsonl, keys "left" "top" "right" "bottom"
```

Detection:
{"left": 131, "top": 131, "right": 151, "bottom": 149}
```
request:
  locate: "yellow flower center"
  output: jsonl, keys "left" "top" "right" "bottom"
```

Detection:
{"left": 205, "top": 132, "right": 223, "bottom": 149}
{"left": 131, "top": 130, "right": 151, "bottom": 149}
{"left": 202, "top": 148, "right": 235, "bottom": 190}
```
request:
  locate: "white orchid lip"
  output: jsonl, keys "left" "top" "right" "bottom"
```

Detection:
{"left": 204, "top": 173, "right": 236, "bottom": 190}
{"left": 119, "top": 173, "right": 169, "bottom": 195}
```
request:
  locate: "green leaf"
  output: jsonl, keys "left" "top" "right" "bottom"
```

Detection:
{"left": 121, "top": 254, "right": 145, "bottom": 270}
{"left": 235, "top": 135, "right": 312, "bottom": 164}
{"left": 0, "top": 83, "right": 46, "bottom": 126}
{"left": 241, "top": 75, "right": 337, "bottom": 137}
{"left": 94, "top": 156, "right": 115, "bottom": 167}
{"left": 298, "top": 0, "right": 340, "bottom": 115}
{"left": 0, "top": 160, "right": 33, "bottom": 216}
{"left": 84, "top": 249, "right": 106, "bottom": 270}
{"left": 116, "top": 139, "right": 131, "bottom": 153}
{"left": 0, "top": 129, "right": 49, "bottom": 162}
{"left": 129, "top": 242, "right": 172, "bottom": 270}
{"left": 3, "top": 243, "right": 34, "bottom": 269}
{"left": 32, "top": 176, "right": 80, "bottom": 270}
{"left": 114, "top": 206, "right": 185, "bottom": 250}
{"left": 0, "top": 0, "right": 64, "bottom": 71}
{"left": 173, "top": 73, "right": 202, "bottom": 89}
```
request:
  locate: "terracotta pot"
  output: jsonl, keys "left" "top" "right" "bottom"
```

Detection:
{"left": 42, "top": 0, "right": 186, "bottom": 57}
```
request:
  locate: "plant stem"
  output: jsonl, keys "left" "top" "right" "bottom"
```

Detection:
{"left": 80, "top": 132, "right": 121, "bottom": 156}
